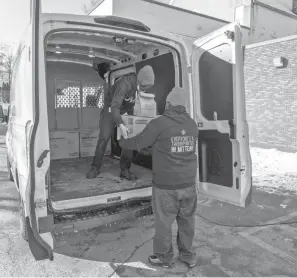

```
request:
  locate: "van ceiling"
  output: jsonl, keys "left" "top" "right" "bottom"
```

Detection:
{"left": 46, "top": 31, "right": 160, "bottom": 65}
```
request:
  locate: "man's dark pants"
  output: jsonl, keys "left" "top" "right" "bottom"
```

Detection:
{"left": 152, "top": 185, "right": 197, "bottom": 264}
{"left": 92, "top": 108, "right": 133, "bottom": 171}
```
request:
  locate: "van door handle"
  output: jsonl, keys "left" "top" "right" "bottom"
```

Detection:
{"left": 37, "top": 150, "right": 50, "bottom": 168}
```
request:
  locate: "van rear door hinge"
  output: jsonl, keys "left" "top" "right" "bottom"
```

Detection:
{"left": 35, "top": 198, "right": 47, "bottom": 209}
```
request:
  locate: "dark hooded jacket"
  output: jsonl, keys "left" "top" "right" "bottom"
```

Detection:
{"left": 104, "top": 74, "right": 138, "bottom": 126}
{"left": 119, "top": 106, "right": 198, "bottom": 190}
{"left": 104, "top": 66, "right": 155, "bottom": 126}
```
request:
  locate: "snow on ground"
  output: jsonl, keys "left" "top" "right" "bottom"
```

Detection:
{"left": 251, "top": 147, "right": 297, "bottom": 195}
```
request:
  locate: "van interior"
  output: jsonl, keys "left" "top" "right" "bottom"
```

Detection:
{"left": 45, "top": 30, "right": 179, "bottom": 211}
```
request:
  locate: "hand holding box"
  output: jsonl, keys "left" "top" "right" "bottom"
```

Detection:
{"left": 117, "top": 115, "right": 156, "bottom": 140}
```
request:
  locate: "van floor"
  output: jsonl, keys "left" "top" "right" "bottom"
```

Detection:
{"left": 50, "top": 156, "right": 152, "bottom": 202}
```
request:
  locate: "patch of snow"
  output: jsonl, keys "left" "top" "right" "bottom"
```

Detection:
{"left": 123, "top": 262, "right": 156, "bottom": 271}
{"left": 251, "top": 147, "right": 297, "bottom": 194}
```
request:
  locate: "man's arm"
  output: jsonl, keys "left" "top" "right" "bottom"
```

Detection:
{"left": 110, "top": 77, "right": 129, "bottom": 126}
{"left": 119, "top": 121, "right": 159, "bottom": 151}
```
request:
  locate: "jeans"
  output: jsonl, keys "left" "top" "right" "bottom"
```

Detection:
{"left": 152, "top": 185, "right": 197, "bottom": 264}
{"left": 92, "top": 108, "right": 134, "bottom": 171}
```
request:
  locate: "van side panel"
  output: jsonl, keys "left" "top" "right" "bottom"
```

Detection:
{"left": 8, "top": 27, "right": 34, "bottom": 204}
{"left": 30, "top": 16, "right": 54, "bottom": 254}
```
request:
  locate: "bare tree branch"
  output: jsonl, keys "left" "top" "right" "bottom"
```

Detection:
{"left": 0, "top": 43, "right": 15, "bottom": 102}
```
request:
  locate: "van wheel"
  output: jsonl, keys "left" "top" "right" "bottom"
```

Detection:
{"left": 7, "top": 156, "right": 14, "bottom": 182}
{"left": 20, "top": 201, "right": 29, "bottom": 242}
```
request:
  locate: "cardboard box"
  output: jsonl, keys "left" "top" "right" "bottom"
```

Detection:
{"left": 80, "top": 129, "right": 111, "bottom": 157}
{"left": 80, "top": 129, "right": 100, "bottom": 158}
{"left": 136, "top": 109, "right": 156, "bottom": 117}
{"left": 117, "top": 115, "right": 157, "bottom": 140}
{"left": 49, "top": 130, "right": 79, "bottom": 160}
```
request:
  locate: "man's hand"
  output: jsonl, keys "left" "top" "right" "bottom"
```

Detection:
{"left": 119, "top": 123, "right": 129, "bottom": 139}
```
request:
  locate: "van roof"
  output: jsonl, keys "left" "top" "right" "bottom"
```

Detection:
{"left": 42, "top": 13, "right": 150, "bottom": 33}
{"left": 41, "top": 13, "right": 180, "bottom": 44}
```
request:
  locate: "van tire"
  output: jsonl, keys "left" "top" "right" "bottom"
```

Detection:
{"left": 7, "top": 156, "right": 14, "bottom": 182}
{"left": 20, "top": 201, "right": 29, "bottom": 242}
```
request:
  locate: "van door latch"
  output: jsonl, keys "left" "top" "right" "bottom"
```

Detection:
{"left": 37, "top": 150, "right": 50, "bottom": 168}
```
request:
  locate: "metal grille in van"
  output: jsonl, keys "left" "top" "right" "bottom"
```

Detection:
{"left": 56, "top": 86, "right": 80, "bottom": 108}
{"left": 82, "top": 85, "right": 104, "bottom": 108}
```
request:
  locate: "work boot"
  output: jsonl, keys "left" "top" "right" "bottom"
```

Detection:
{"left": 120, "top": 169, "right": 137, "bottom": 181}
{"left": 148, "top": 255, "right": 175, "bottom": 269}
{"left": 86, "top": 166, "right": 100, "bottom": 179}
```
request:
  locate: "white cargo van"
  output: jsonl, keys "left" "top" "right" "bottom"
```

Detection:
{"left": 6, "top": 0, "right": 252, "bottom": 261}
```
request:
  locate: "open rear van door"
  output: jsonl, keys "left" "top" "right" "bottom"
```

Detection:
{"left": 25, "top": 0, "right": 54, "bottom": 260}
{"left": 191, "top": 23, "right": 252, "bottom": 207}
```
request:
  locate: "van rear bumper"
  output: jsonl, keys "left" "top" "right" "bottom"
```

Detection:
{"left": 50, "top": 186, "right": 153, "bottom": 212}
{"left": 38, "top": 199, "right": 152, "bottom": 234}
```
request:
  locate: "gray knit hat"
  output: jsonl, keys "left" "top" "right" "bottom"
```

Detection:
{"left": 166, "top": 86, "right": 186, "bottom": 106}
{"left": 137, "top": 65, "right": 155, "bottom": 91}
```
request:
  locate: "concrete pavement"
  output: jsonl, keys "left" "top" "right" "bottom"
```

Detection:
{"left": 1, "top": 122, "right": 297, "bottom": 276}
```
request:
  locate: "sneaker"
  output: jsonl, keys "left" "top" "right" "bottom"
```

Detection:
{"left": 86, "top": 166, "right": 100, "bottom": 179}
{"left": 179, "top": 257, "right": 197, "bottom": 268}
{"left": 148, "top": 255, "right": 174, "bottom": 269}
{"left": 120, "top": 169, "right": 137, "bottom": 181}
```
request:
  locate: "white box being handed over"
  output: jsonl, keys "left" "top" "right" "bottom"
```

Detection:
{"left": 133, "top": 92, "right": 157, "bottom": 118}
{"left": 117, "top": 115, "right": 157, "bottom": 140}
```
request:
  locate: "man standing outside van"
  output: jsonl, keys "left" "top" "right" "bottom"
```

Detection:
{"left": 118, "top": 87, "right": 198, "bottom": 268}
{"left": 86, "top": 64, "right": 155, "bottom": 180}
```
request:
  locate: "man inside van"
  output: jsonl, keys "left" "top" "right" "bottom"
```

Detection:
{"left": 118, "top": 87, "right": 198, "bottom": 268}
{"left": 94, "top": 62, "right": 111, "bottom": 107}
{"left": 86, "top": 64, "right": 155, "bottom": 180}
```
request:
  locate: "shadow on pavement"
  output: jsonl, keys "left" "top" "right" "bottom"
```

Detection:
{"left": 0, "top": 204, "right": 19, "bottom": 213}
{"left": 53, "top": 217, "right": 190, "bottom": 277}
{"left": 52, "top": 188, "right": 297, "bottom": 277}
{"left": 109, "top": 263, "right": 190, "bottom": 277}
{"left": 53, "top": 217, "right": 228, "bottom": 277}
{"left": 0, "top": 170, "right": 9, "bottom": 182}
{"left": 0, "top": 196, "right": 19, "bottom": 202}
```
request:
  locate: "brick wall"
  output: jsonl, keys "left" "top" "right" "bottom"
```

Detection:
{"left": 244, "top": 38, "right": 297, "bottom": 148}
